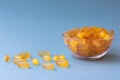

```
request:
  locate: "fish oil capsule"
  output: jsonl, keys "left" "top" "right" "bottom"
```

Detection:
{"left": 59, "top": 54, "right": 65, "bottom": 60}
{"left": 42, "top": 62, "right": 54, "bottom": 70}
{"left": 32, "top": 58, "right": 39, "bottom": 66}
{"left": 17, "top": 61, "right": 30, "bottom": 69}
{"left": 14, "top": 55, "right": 25, "bottom": 60}
{"left": 68, "top": 39, "right": 78, "bottom": 53}
{"left": 103, "top": 34, "right": 110, "bottom": 39}
{"left": 78, "top": 39, "right": 86, "bottom": 45}
{"left": 53, "top": 55, "right": 59, "bottom": 61}
{"left": 42, "top": 55, "right": 52, "bottom": 62}
{"left": 92, "top": 40, "right": 100, "bottom": 47}
{"left": 99, "top": 31, "right": 106, "bottom": 38}
{"left": 38, "top": 51, "right": 50, "bottom": 57}
{"left": 13, "top": 55, "right": 26, "bottom": 64}
{"left": 18, "top": 52, "right": 31, "bottom": 60}
{"left": 77, "top": 32, "right": 83, "bottom": 38}
{"left": 56, "top": 59, "right": 69, "bottom": 68}
{"left": 4, "top": 55, "right": 11, "bottom": 62}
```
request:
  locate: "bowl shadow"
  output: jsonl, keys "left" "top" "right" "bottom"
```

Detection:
{"left": 95, "top": 49, "right": 120, "bottom": 63}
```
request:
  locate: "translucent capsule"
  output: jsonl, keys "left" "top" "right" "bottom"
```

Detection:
{"left": 13, "top": 56, "right": 26, "bottom": 65}
{"left": 42, "top": 62, "right": 54, "bottom": 70}
{"left": 53, "top": 55, "right": 59, "bottom": 61}
{"left": 4, "top": 55, "right": 11, "bottom": 62}
{"left": 59, "top": 54, "right": 65, "bottom": 60}
{"left": 92, "top": 40, "right": 100, "bottom": 47}
{"left": 17, "top": 61, "right": 30, "bottom": 69}
{"left": 56, "top": 59, "right": 69, "bottom": 68}
{"left": 18, "top": 52, "right": 31, "bottom": 60}
{"left": 67, "top": 28, "right": 80, "bottom": 38}
{"left": 68, "top": 39, "right": 78, "bottom": 53}
{"left": 14, "top": 55, "right": 25, "bottom": 60}
{"left": 77, "top": 32, "right": 83, "bottom": 38}
{"left": 42, "top": 55, "right": 52, "bottom": 62}
{"left": 32, "top": 58, "right": 39, "bottom": 66}
{"left": 103, "top": 34, "right": 110, "bottom": 39}
{"left": 99, "top": 31, "right": 106, "bottom": 38}
{"left": 78, "top": 39, "right": 86, "bottom": 45}
{"left": 77, "top": 43, "right": 89, "bottom": 57}
{"left": 38, "top": 51, "right": 50, "bottom": 57}
{"left": 77, "top": 43, "right": 89, "bottom": 51}
{"left": 77, "top": 48, "right": 89, "bottom": 57}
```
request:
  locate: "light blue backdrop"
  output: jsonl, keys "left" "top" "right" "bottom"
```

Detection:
{"left": 0, "top": 0, "right": 120, "bottom": 80}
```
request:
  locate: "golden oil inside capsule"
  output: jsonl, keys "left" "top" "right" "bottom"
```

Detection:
{"left": 56, "top": 59, "right": 69, "bottom": 68}
{"left": 42, "top": 62, "right": 54, "bottom": 70}
{"left": 18, "top": 52, "right": 31, "bottom": 60}
{"left": 17, "top": 61, "right": 30, "bottom": 69}
{"left": 42, "top": 55, "right": 52, "bottom": 62}
{"left": 38, "top": 51, "right": 50, "bottom": 57}
{"left": 4, "top": 55, "right": 11, "bottom": 62}
{"left": 32, "top": 58, "right": 39, "bottom": 66}
{"left": 13, "top": 55, "right": 26, "bottom": 64}
{"left": 53, "top": 55, "right": 59, "bottom": 61}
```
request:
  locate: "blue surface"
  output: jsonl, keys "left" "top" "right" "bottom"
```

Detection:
{"left": 0, "top": 0, "right": 120, "bottom": 80}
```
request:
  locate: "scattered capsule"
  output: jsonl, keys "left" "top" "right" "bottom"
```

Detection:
{"left": 59, "top": 54, "right": 65, "bottom": 60}
{"left": 38, "top": 51, "right": 50, "bottom": 57}
{"left": 4, "top": 51, "right": 70, "bottom": 70}
{"left": 4, "top": 55, "right": 11, "bottom": 62}
{"left": 42, "top": 55, "right": 52, "bottom": 62}
{"left": 32, "top": 58, "right": 39, "bottom": 66}
{"left": 42, "top": 62, "right": 54, "bottom": 70}
{"left": 14, "top": 55, "right": 25, "bottom": 60}
{"left": 56, "top": 59, "right": 69, "bottom": 68}
{"left": 17, "top": 61, "right": 30, "bottom": 69}
{"left": 13, "top": 55, "right": 26, "bottom": 64}
{"left": 53, "top": 55, "right": 59, "bottom": 61}
{"left": 18, "top": 52, "right": 31, "bottom": 60}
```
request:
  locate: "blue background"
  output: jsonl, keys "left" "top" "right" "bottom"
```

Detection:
{"left": 0, "top": 0, "right": 120, "bottom": 80}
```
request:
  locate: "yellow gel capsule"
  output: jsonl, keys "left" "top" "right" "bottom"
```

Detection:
{"left": 18, "top": 52, "right": 31, "bottom": 60}
{"left": 103, "top": 34, "right": 110, "bottom": 39}
{"left": 14, "top": 55, "right": 25, "bottom": 60}
{"left": 53, "top": 55, "right": 59, "bottom": 61}
{"left": 68, "top": 39, "right": 78, "bottom": 53}
{"left": 13, "top": 56, "right": 26, "bottom": 64}
{"left": 77, "top": 32, "right": 83, "bottom": 38}
{"left": 42, "top": 55, "right": 52, "bottom": 62}
{"left": 56, "top": 60, "right": 69, "bottom": 68}
{"left": 4, "top": 55, "right": 11, "bottom": 62}
{"left": 92, "top": 40, "right": 100, "bottom": 47}
{"left": 42, "top": 62, "right": 54, "bottom": 70}
{"left": 38, "top": 51, "right": 50, "bottom": 57}
{"left": 17, "top": 61, "right": 30, "bottom": 69}
{"left": 32, "top": 58, "right": 39, "bottom": 66}
{"left": 59, "top": 54, "right": 65, "bottom": 60}
{"left": 99, "top": 32, "right": 106, "bottom": 38}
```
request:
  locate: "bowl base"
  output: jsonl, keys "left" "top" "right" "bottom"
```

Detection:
{"left": 72, "top": 51, "right": 108, "bottom": 60}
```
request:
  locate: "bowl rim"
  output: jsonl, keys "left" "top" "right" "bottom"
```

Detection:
{"left": 62, "top": 28, "right": 114, "bottom": 41}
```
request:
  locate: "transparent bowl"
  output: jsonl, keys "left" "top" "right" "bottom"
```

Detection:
{"left": 63, "top": 28, "right": 114, "bottom": 60}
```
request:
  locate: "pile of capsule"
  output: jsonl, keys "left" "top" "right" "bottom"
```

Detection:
{"left": 4, "top": 51, "right": 69, "bottom": 70}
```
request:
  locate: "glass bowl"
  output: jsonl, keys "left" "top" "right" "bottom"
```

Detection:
{"left": 63, "top": 28, "right": 114, "bottom": 60}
